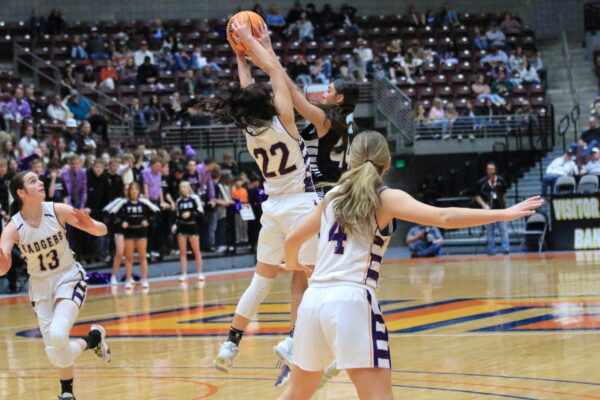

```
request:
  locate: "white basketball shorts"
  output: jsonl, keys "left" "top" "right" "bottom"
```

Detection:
{"left": 293, "top": 283, "right": 391, "bottom": 371}
{"left": 257, "top": 192, "right": 319, "bottom": 266}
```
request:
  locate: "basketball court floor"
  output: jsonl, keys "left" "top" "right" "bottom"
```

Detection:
{"left": 2, "top": 252, "right": 600, "bottom": 399}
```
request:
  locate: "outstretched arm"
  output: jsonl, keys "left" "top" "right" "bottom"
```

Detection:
{"left": 54, "top": 203, "right": 108, "bottom": 236}
{"left": 255, "top": 22, "right": 329, "bottom": 136}
{"left": 379, "top": 189, "right": 543, "bottom": 229}
{"left": 0, "top": 222, "right": 17, "bottom": 276}
{"left": 233, "top": 19, "right": 297, "bottom": 136}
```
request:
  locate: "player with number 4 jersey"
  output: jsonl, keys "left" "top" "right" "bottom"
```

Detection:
{"left": 0, "top": 171, "right": 110, "bottom": 400}
{"left": 213, "top": 17, "right": 318, "bottom": 373}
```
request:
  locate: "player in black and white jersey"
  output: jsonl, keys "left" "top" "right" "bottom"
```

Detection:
{"left": 172, "top": 180, "right": 205, "bottom": 283}
{"left": 279, "top": 131, "right": 544, "bottom": 399}
{"left": 213, "top": 18, "right": 319, "bottom": 372}
{"left": 0, "top": 171, "right": 111, "bottom": 400}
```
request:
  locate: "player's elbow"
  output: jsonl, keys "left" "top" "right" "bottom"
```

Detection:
{"left": 436, "top": 209, "right": 453, "bottom": 229}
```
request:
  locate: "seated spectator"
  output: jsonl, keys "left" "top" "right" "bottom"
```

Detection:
{"left": 457, "top": 99, "right": 481, "bottom": 138}
{"left": 18, "top": 124, "right": 38, "bottom": 157}
{"left": 289, "top": 56, "right": 313, "bottom": 85}
{"left": 387, "top": 39, "right": 402, "bottom": 57}
{"left": 407, "top": 224, "right": 444, "bottom": 258}
{"left": 28, "top": 9, "right": 45, "bottom": 36}
{"left": 81, "top": 66, "right": 97, "bottom": 89}
{"left": 137, "top": 56, "right": 160, "bottom": 88}
{"left": 66, "top": 92, "right": 92, "bottom": 121}
{"left": 181, "top": 70, "right": 197, "bottom": 95}
{"left": 70, "top": 35, "right": 88, "bottom": 59}
{"left": 486, "top": 23, "right": 507, "bottom": 49}
{"left": 100, "top": 59, "right": 119, "bottom": 90}
{"left": 113, "top": 41, "right": 133, "bottom": 68}
{"left": 473, "top": 26, "right": 489, "bottom": 50}
{"left": 440, "top": 3, "right": 460, "bottom": 26}
{"left": 88, "top": 27, "right": 109, "bottom": 59}
{"left": 427, "top": 97, "right": 449, "bottom": 134}
{"left": 166, "top": 92, "right": 183, "bottom": 122}
{"left": 47, "top": 94, "right": 72, "bottom": 122}
{"left": 60, "top": 64, "right": 77, "bottom": 97}
{"left": 24, "top": 87, "right": 42, "bottom": 120}
{"left": 286, "top": 2, "right": 304, "bottom": 24}
{"left": 347, "top": 52, "right": 366, "bottom": 81}
{"left": 472, "top": 74, "right": 504, "bottom": 105}
{"left": 134, "top": 40, "right": 155, "bottom": 67}
{"left": 541, "top": 149, "right": 578, "bottom": 196}
{"left": 266, "top": 7, "right": 287, "bottom": 38}
{"left": 287, "top": 13, "right": 314, "bottom": 41}
{"left": 144, "top": 94, "right": 169, "bottom": 124}
{"left": 582, "top": 147, "right": 600, "bottom": 175}
{"left": 128, "top": 98, "right": 147, "bottom": 135}
{"left": 500, "top": 12, "right": 523, "bottom": 35}
{"left": 196, "top": 66, "right": 219, "bottom": 96}
{"left": 340, "top": 4, "right": 362, "bottom": 34}
{"left": 120, "top": 58, "right": 138, "bottom": 86}
{"left": 413, "top": 102, "right": 428, "bottom": 127}
{"left": 354, "top": 39, "right": 373, "bottom": 63}
{"left": 87, "top": 105, "right": 108, "bottom": 144}
{"left": 310, "top": 57, "right": 330, "bottom": 83}
{"left": 46, "top": 8, "right": 66, "bottom": 35}
{"left": 581, "top": 116, "right": 600, "bottom": 146}
{"left": 491, "top": 73, "right": 513, "bottom": 98}
{"left": 515, "top": 60, "right": 541, "bottom": 85}
{"left": 189, "top": 46, "right": 222, "bottom": 71}
{"left": 366, "top": 55, "right": 385, "bottom": 79}
{"left": 509, "top": 46, "right": 526, "bottom": 72}
{"left": 71, "top": 120, "right": 96, "bottom": 153}
{"left": 5, "top": 88, "right": 32, "bottom": 124}
{"left": 406, "top": 5, "right": 426, "bottom": 26}
{"left": 480, "top": 47, "right": 509, "bottom": 67}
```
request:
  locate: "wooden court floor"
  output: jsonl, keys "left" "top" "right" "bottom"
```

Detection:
{"left": 3, "top": 252, "right": 600, "bottom": 399}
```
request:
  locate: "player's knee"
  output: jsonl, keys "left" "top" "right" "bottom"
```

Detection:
{"left": 44, "top": 346, "right": 58, "bottom": 367}
{"left": 235, "top": 273, "right": 274, "bottom": 319}
{"left": 48, "top": 317, "right": 70, "bottom": 350}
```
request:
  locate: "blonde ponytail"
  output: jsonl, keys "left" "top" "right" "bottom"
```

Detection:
{"left": 324, "top": 130, "right": 390, "bottom": 238}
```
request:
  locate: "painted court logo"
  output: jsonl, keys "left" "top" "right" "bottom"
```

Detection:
{"left": 16, "top": 297, "right": 600, "bottom": 338}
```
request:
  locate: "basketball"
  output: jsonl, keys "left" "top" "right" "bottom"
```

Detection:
{"left": 226, "top": 11, "right": 265, "bottom": 52}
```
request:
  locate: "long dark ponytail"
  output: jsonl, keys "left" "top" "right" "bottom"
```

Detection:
{"left": 215, "top": 83, "right": 277, "bottom": 132}
{"left": 317, "top": 79, "right": 360, "bottom": 152}
{"left": 9, "top": 171, "right": 28, "bottom": 216}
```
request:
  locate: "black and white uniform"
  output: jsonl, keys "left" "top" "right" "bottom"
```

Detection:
{"left": 300, "top": 113, "right": 354, "bottom": 195}
{"left": 293, "top": 186, "right": 395, "bottom": 371}
{"left": 12, "top": 202, "right": 87, "bottom": 342}
{"left": 175, "top": 195, "right": 203, "bottom": 236}
{"left": 245, "top": 116, "right": 318, "bottom": 265}
{"left": 104, "top": 198, "right": 160, "bottom": 240}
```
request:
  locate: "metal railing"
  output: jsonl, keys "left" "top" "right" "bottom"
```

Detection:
{"left": 12, "top": 43, "right": 131, "bottom": 126}
{"left": 559, "top": 15, "right": 579, "bottom": 109}
{"left": 373, "top": 74, "right": 414, "bottom": 149}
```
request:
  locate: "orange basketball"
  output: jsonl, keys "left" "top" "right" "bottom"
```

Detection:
{"left": 226, "top": 11, "right": 265, "bottom": 52}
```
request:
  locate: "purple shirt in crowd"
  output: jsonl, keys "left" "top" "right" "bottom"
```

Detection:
{"left": 142, "top": 166, "right": 162, "bottom": 201}
{"left": 6, "top": 98, "right": 32, "bottom": 120}
{"left": 61, "top": 167, "right": 87, "bottom": 208}
{"left": 196, "top": 163, "right": 215, "bottom": 201}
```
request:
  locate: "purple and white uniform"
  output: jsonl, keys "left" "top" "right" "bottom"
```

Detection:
{"left": 245, "top": 116, "right": 318, "bottom": 266}
{"left": 12, "top": 202, "right": 88, "bottom": 346}
{"left": 293, "top": 186, "right": 394, "bottom": 371}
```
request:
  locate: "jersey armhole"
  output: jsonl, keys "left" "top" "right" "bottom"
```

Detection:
{"left": 52, "top": 203, "right": 67, "bottom": 230}
{"left": 275, "top": 116, "right": 300, "bottom": 142}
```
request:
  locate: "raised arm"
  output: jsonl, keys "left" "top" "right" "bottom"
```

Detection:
{"left": 255, "top": 22, "right": 329, "bottom": 136}
{"left": 54, "top": 203, "right": 108, "bottom": 236}
{"left": 233, "top": 19, "right": 297, "bottom": 137}
{"left": 0, "top": 221, "right": 18, "bottom": 276}
{"left": 235, "top": 51, "right": 252, "bottom": 88}
{"left": 379, "top": 189, "right": 543, "bottom": 230}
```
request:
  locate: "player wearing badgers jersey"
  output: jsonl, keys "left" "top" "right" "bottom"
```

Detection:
{"left": 0, "top": 171, "right": 110, "bottom": 400}
{"left": 279, "top": 131, "right": 543, "bottom": 399}
{"left": 172, "top": 181, "right": 204, "bottom": 283}
{"left": 213, "top": 18, "right": 318, "bottom": 372}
